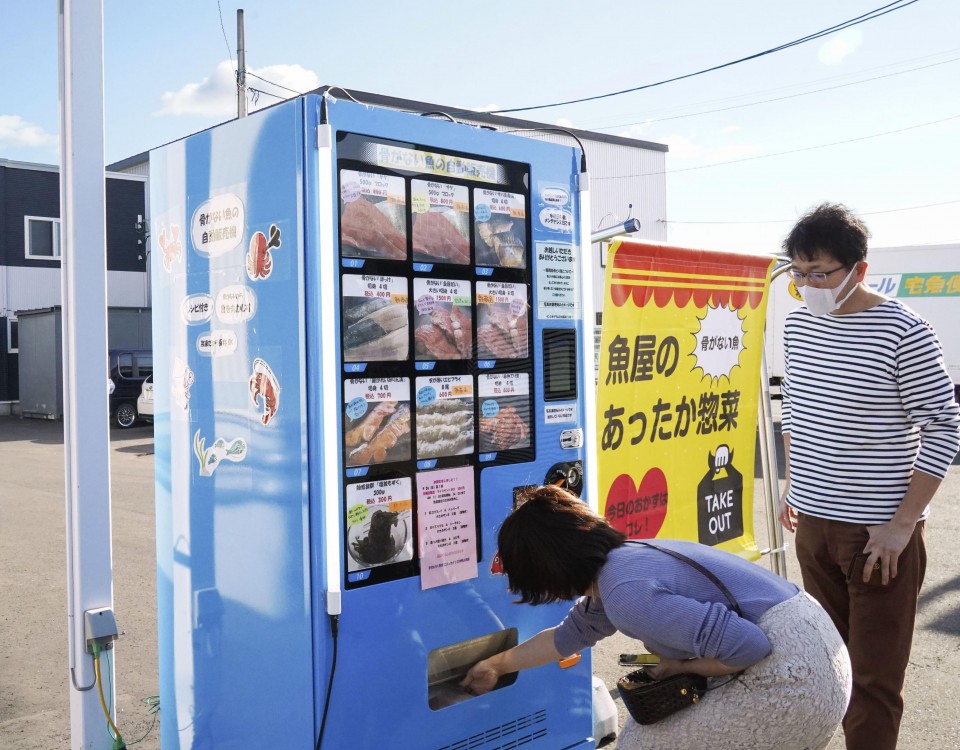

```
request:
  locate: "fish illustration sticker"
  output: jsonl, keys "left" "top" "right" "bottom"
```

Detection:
{"left": 193, "top": 431, "right": 247, "bottom": 477}
{"left": 249, "top": 357, "right": 280, "bottom": 426}
{"left": 157, "top": 225, "right": 183, "bottom": 273}
{"left": 246, "top": 224, "right": 281, "bottom": 281}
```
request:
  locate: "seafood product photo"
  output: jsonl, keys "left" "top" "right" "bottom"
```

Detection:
{"left": 348, "top": 509, "right": 410, "bottom": 567}
{"left": 416, "top": 397, "right": 475, "bottom": 458}
{"left": 415, "top": 303, "right": 473, "bottom": 360}
{"left": 340, "top": 196, "right": 407, "bottom": 260}
{"left": 475, "top": 219, "right": 526, "bottom": 268}
{"left": 476, "top": 306, "right": 528, "bottom": 359}
{"left": 412, "top": 209, "right": 470, "bottom": 265}
{"left": 479, "top": 403, "right": 531, "bottom": 452}
{"left": 346, "top": 402, "right": 412, "bottom": 467}
{"left": 343, "top": 297, "right": 409, "bottom": 362}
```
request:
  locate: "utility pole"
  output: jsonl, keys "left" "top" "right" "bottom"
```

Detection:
{"left": 237, "top": 9, "right": 247, "bottom": 118}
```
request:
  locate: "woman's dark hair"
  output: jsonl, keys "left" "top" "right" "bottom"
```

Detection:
{"left": 497, "top": 485, "right": 626, "bottom": 605}
{"left": 781, "top": 202, "right": 870, "bottom": 266}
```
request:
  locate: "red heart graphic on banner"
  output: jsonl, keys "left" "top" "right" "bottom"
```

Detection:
{"left": 605, "top": 468, "right": 669, "bottom": 539}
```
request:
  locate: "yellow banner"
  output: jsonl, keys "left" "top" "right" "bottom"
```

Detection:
{"left": 597, "top": 241, "right": 775, "bottom": 558}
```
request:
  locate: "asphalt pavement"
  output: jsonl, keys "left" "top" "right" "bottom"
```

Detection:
{"left": 1, "top": 415, "right": 958, "bottom": 749}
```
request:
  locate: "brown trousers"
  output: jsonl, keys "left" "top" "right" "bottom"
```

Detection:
{"left": 795, "top": 513, "right": 926, "bottom": 750}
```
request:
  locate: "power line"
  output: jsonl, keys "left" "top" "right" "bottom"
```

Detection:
{"left": 479, "top": 0, "right": 921, "bottom": 115}
{"left": 216, "top": 1, "right": 234, "bottom": 64}
{"left": 589, "top": 55, "right": 960, "bottom": 132}
{"left": 247, "top": 71, "right": 303, "bottom": 96}
{"left": 663, "top": 199, "right": 960, "bottom": 225}
{"left": 592, "top": 113, "right": 960, "bottom": 181}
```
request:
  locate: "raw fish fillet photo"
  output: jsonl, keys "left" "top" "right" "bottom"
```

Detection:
{"left": 412, "top": 209, "right": 471, "bottom": 265}
{"left": 415, "top": 302, "right": 473, "bottom": 360}
{"left": 340, "top": 196, "right": 408, "bottom": 260}
{"left": 342, "top": 296, "right": 410, "bottom": 362}
{"left": 475, "top": 218, "right": 526, "bottom": 268}
{"left": 476, "top": 304, "right": 528, "bottom": 359}
{"left": 479, "top": 398, "right": 531, "bottom": 452}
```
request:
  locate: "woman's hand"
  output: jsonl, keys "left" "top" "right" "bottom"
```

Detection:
{"left": 461, "top": 658, "right": 500, "bottom": 696}
{"left": 646, "top": 658, "right": 687, "bottom": 680}
{"left": 648, "top": 657, "right": 745, "bottom": 679}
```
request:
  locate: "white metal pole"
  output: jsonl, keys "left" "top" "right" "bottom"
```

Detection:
{"left": 58, "top": 2, "right": 116, "bottom": 747}
{"left": 577, "top": 165, "right": 599, "bottom": 512}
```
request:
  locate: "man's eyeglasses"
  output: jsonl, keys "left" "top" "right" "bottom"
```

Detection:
{"left": 788, "top": 265, "right": 849, "bottom": 283}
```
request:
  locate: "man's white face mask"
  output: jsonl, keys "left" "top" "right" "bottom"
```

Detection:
{"left": 800, "top": 266, "right": 858, "bottom": 316}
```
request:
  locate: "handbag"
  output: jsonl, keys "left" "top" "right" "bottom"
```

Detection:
{"left": 616, "top": 542, "right": 744, "bottom": 726}
{"left": 617, "top": 668, "right": 708, "bottom": 725}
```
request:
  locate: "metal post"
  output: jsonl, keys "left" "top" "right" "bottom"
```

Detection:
{"left": 237, "top": 9, "right": 247, "bottom": 118}
{"left": 757, "top": 261, "right": 792, "bottom": 578}
{"left": 58, "top": 1, "right": 115, "bottom": 747}
{"left": 578, "top": 165, "right": 599, "bottom": 512}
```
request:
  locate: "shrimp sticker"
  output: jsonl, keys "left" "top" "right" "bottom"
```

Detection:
{"left": 157, "top": 225, "right": 183, "bottom": 273}
{"left": 249, "top": 358, "right": 280, "bottom": 426}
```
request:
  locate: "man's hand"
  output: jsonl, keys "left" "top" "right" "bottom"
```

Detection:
{"left": 778, "top": 486, "right": 797, "bottom": 533}
{"left": 864, "top": 520, "right": 915, "bottom": 585}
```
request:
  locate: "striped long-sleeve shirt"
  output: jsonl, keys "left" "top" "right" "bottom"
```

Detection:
{"left": 782, "top": 299, "right": 960, "bottom": 524}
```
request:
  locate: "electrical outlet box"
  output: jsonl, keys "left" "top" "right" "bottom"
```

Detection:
{"left": 84, "top": 607, "right": 119, "bottom": 653}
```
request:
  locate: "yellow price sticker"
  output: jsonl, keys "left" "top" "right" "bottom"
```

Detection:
{"left": 453, "top": 201, "right": 469, "bottom": 213}
{"left": 477, "top": 294, "right": 495, "bottom": 305}
{"left": 509, "top": 208, "right": 526, "bottom": 219}
{"left": 391, "top": 294, "right": 408, "bottom": 305}
{"left": 389, "top": 499, "right": 413, "bottom": 513}
{"left": 451, "top": 385, "right": 473, "bottom": 396}
{"left": 411, "top": 194, "right": 429, "bottom": 214}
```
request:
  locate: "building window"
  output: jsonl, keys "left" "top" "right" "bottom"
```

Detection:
{"left": 7, "top": 318, "right": 17, "bottom": 354}
{"left": 24, "top": 216, "right": 62, "bottom": 260}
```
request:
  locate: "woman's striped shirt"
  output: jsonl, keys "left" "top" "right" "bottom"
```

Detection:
{"left": 782, "top": 299, "right": 960, "bottom": 524}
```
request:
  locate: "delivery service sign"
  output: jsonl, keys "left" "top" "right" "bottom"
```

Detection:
{"left": 597, "top": 240, "right": 774, "bottom": 558}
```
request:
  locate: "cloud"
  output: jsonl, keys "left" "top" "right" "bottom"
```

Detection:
{"left": 658, "top": 134, "right": 761, "bottom": 164}
{"left": 157, "top": 61, "right": 319, "bottom": 117}
{"left": 660, "top": 134, "right": 704, "bottom": 160}
{"left": 554, "top": 117, "right": 574, "bottom": 128}
{"left": 0, "top": 115, "right": 57, "bottom": 148}
{"left": 817, "top": 29, "right": 863, "bottom": 65}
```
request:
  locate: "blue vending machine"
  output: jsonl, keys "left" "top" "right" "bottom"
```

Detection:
{"left": 150, "top": 94, "right": 594, "bottom": 749}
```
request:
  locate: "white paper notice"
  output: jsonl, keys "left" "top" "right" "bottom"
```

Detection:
{"left": 535, "top": 241, "right": 580, "bottom": 321}
{"left": 417, "top": 467, "right": 478, "bottom": 589}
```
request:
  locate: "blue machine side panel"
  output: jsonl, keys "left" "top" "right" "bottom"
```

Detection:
{"left": 149, "top": 100, "right": 314, "bottom": 749}
{"left": 307, "top": 98, "right": 592, "bottom": 750}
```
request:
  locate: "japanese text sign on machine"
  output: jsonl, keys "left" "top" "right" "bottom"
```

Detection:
{"left": 596, "top": 240, "right": 775, "bottom": 558}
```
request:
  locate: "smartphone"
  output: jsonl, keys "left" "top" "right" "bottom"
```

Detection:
{"left": 846, "top": 552, "right": 883, "bottom": 585}
{"left": 618, "top": 653, "right": 661, "bottom": 666}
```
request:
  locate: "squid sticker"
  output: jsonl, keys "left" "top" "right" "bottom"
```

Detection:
{"left": 249, "top": 357, "right": 280, "bottom": 426}
{"left": 193, "top": 431, "right": 247, "bottom": 477}
{"left": 158, "top": 225, "right": 183, "bottom": 273}
{"left": 246, "top": 224, "right": 281, "bottom": 281}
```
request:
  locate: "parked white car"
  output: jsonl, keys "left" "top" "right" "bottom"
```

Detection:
{"left": 137, "top": 375, "right": 154, "bottom": 423}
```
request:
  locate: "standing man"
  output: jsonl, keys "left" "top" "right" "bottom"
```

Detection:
{"left": 778, "top": 203, "right": 960, "bottom": 750}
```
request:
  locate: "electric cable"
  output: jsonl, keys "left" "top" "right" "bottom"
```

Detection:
{"left": 587, "top": 54, "right": 960, "bottom": 131}
{"left": 462, "top": 0, "right": 921, "bottom": 115}
{"left": 92, "top": 643, "right": 126, "bottom": 749}
{"left": 315, "top": 614, "right": 340, "bottom": 750}
{"left": 498, "top": 128, "right": 589, "bottom": 172}
{"left": 215, "top": 0, "right": 234, "bottom": 65}
{"left": 247, "top": 70, "right": 304, "bottom": 95}
{"left": 663, "top": 199, "right": 960, "bottom": 225}
{"left": 592, "top": 112, "right": 960, "bottom": 180}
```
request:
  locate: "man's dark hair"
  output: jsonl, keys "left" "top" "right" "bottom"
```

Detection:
{"left": 497, "top": 485, "right": 626, "bottom": 605}
{"left": 782, "top": 202, "right": 871, "bottom": 266}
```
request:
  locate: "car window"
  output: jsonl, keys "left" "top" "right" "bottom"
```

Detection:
{"left": 117, "top": 353, "right": 134, "bottom": 378}
{"left": 136, "top": 355, "right": 153, "bottom": 379}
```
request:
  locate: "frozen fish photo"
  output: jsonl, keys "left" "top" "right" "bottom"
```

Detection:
{"left": 342, "top": 274, "right": 410, "bottom": 363}
{"left": 411, "top": 179, "right": 471, "bottom": 265}
{"left": 479, "top": 396, "right": 531, "bottom": 452}
{"left": 476, "top": 304, "right": 528, "bottom": 359}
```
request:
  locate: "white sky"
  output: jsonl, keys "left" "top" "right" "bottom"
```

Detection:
{"left": 1, "top": 0, "right": 957, "bottom": 254}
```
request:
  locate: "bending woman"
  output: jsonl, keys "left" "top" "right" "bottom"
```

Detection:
{"left": 462, "top": 485, "right": 851, "bottom": 750}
